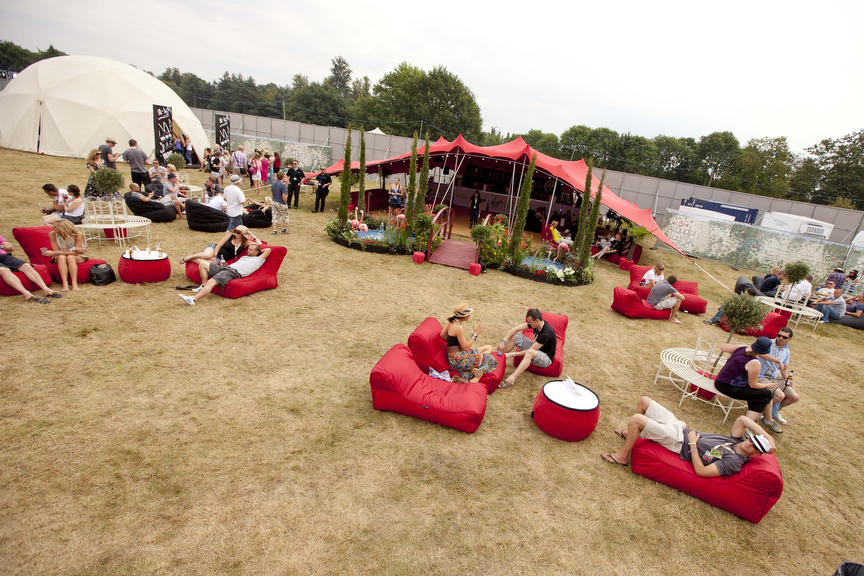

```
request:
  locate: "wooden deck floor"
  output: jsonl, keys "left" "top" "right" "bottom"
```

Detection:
{"left": 427, "top": 239, "right": 477, "bottom": 270}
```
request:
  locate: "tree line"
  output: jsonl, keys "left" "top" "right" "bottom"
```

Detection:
{"left": 1, "top": 40, "right": 861, "bottom": 209}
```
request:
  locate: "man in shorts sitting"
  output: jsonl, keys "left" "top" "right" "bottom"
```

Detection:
{"left": 0, "top": 234, "right": 62, "bottom": 303}
{"left": 647, "top": 274, "right": 686, "bottom": 325}
{"left": 179, "top": 244, "right": 270, "bottom": 306}
{"left": 600, "top": 396, "right": 775, "bottom": 475}
{"left": 496, "top": 308, "right": 557, "bottom": 388}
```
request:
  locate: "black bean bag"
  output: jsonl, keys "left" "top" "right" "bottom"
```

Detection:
{"left": 736, "top": 276, "right": 765, "bottom": 296}
{"left": 242, "top": 206, "right": 272, "bottom": 228}
{"left": 124, "top": 192, "right": 177, "bottom": 223}
{"left": 185, "top": 199, "right": 229, "bottom": 233}
{"left": 833, "top": 314, "right": 864, "bottom": 330}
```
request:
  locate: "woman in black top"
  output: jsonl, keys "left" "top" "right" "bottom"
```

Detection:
{"left": 469, "top": 191, "right": 482, "bottom": 227}
{"left": 439, "top": 303, "right": 497, "bottom": 383}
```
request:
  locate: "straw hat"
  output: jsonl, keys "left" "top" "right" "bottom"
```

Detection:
{"left": 453, "top": 303, "right": 473, "bottom": 318}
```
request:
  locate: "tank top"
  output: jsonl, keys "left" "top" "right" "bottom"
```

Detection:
{"left": 716, "top": 347, "right": 753, "bottom": 387}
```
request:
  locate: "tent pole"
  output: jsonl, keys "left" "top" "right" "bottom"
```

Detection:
{"left": 431, "top": 151, "right": 450, "bottom": 207}
{"left": 545, "top": 176, "right": 560, "bottom": 228}
{"left": 507, "top": 161, "right": 517, "bottom": 223}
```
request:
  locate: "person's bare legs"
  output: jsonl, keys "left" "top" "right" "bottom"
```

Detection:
{"left": 193, "top": 278, "right": 219, "bottom": 302}
{"left": 668, "top": 297, "right": 683, "bottom": 324}
{"left": 503, "top": 348, "right": 537, "bottom": 386}
{"left": 66, "top": 255, "right": 80, "bottom": 291}
{"left": 41, "top": 213, "right": 61, "bottom": 226}
{"left": 173, "top": 198, "right": 186, "bottom": 219}
{"left": 180, "top": 247, "right": 216, "bottom": 264}
{"left": 18, "top": 263, "right": 58, "bottom": 296}
{"left": 56, "top": 255, "right": 71, "bottom": 291}
{"left": 0, "top": 267, "right": 37, "bottom": 300}
{"left": 606, "top": 396, "right": 653, "bottom": 465}
{"left": 198, "top": 261, "right": 213, "bottom": 284}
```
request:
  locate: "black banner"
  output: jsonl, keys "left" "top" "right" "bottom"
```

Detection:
{"left": 153, "top": 104, "right": 173, "bottom": 164}
{"left": 215, "top": 113, "right": 230, "bottom": 152}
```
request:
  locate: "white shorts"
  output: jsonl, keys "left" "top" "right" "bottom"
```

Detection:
{"left": 640, "top": 401, "right": 686, "bottom": 452}
{"left": 652, "top": 295, "right": 678, "bottom": 310}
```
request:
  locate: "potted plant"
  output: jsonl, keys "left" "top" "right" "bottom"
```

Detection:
{"left": 166, "top": 151, "right": 186, "bottom": 171}
{"left": 90, "top": 167, "right": 125, "bottom": 198}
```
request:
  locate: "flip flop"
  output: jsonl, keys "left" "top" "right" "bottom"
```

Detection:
{"left": 601, "top": 453, "right": 627, "bottom": 466}
{"left": 499, "top": 377, "right": 516, "bottom": 389}
{"left": 614, "top": 429, "right": 627, "bottom": 440}
{"left": 29, "top": 297, "right": 51, "bottom": 304}
{"left": 46, "top": 293, "right": 63, "bottom": 298}
{"left": 670, "top": 318, "right": 683, "bottom": 325}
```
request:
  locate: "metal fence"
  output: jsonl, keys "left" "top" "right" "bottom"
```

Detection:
{"left": 192, "top": 107, "right": 864, "bottom": 246}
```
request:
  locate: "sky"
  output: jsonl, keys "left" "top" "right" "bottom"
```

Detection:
{"left": 3, "top": 0, "right": 864, "bottom": 156}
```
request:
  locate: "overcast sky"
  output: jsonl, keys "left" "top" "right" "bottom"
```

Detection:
{"left": 3, "top": 0, "right": 863, "bottom": 156}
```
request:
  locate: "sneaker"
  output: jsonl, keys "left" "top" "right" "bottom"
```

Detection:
{"left": 281, "top": 228, "right": 288, "bottom": 233}
{"left": 758, "top": 415, "right": 783, "bottom": 434}
{"left": 192, "top": 285, "right": 203, "bottom": 294}
{"left": 774, "top": 412, "right": 788, "bottom": 425}
{"left": 703, "top": 319, "right": 718, "bottom": 325}
{"left": 179, "top": 294, "right": 196, "bottom": 306}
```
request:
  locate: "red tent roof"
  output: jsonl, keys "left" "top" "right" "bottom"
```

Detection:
{"left": 323, "top": 135, "right": 683, "bottom": 255}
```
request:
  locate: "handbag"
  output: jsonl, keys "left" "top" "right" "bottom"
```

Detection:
{"left": 90, "top": 263, "right": 116, "bottom": 286}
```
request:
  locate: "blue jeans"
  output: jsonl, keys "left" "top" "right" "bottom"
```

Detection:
{"left": 814, "top": 304, "right": 841, "bottom": 323}
{"left": 710, "top": 308, "right": 724, "bottom": 323}
{"left": 227, "top": 215, "right": 243, "bottom": 231}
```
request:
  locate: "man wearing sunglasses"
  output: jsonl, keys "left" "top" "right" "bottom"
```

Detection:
{"left": 757, "top": 327, "right": 798, "bottom": 432}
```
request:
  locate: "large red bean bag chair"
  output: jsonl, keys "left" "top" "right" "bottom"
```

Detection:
{"left": 611, "top": 286, "right": 671, "bottom": 320}
{"left": 0, "top": 263, "right": 52, "bottom": 296}
{"left": 407, "top": 317, "right": 505, "bottom": 394}
{"left": 720, "top": 312, "right": 787, "bottom": 339}
{"left": 614, "top": 244, "right": 643, "bottom": 269}
{"left": 627, "top": 265, "right": 708, "bottom": 314}
{"left": 510, "top": 310, "right": 568, "bottom": 377}
{"left": 630, "top": 437, "right": 783, "bottom": 523}
{"left": 369, "top": 344, "right": 487, "bottom": 434}
{"left": 184, "top": 244, "right": 286, "bottom": 299}
{"left": 12, "top": 226, "right": 107, "bottom": 285}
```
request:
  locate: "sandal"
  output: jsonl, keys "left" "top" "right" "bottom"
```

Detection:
{"left": 499, "top": 377, "right": 516, "bottom": 389}
{"left": 29, "top": 297, "right": 51, "bottom": 304}
{"left": 614, "top": 429, "right": 627, "bottom": 440}
{"left": 46, "top": 293, "right": 63, "bottom": 298}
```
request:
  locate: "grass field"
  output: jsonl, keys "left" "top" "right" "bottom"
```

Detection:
{"left": 1, "top": 148, "right": 863, "bottom": 575}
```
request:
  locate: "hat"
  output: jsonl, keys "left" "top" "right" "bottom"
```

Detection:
{"left": 751, "top": 336, "right": 772, "bottom": 355}
{"left": 106, "top": 137, "right": 116, "bottom": 144}
{"left": 750, "top": 433, "right": 772, "bottom": 454}
{"left": 230, "top": 174, "right": 242, "bottom": 183}
{"left": 167, "top": 173, "right": 177, "bottom": 179}
{"left": 453, "top": 303, "right": 472, "bottom": 318}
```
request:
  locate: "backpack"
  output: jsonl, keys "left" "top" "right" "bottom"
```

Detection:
{"left": 209, "top": 156, "right": 220, "bottom": 171}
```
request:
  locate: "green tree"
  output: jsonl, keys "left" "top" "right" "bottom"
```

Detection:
{"left": 0, "top": 41, "right": 66, "bottom": 71}
{"left": 788, "top": 157, "right": 821, "bottom": 202}
{"left": 292, "top": 74, "right": 309, "bottom": 90}
{"left": 349, "top": 76, "right": 371, "bottom": 101}
{"left": 806, "top": 129, "right": 864, "bottom": 206}
{"left": 559, "top": 125, "right": 595, "bottom": 161}
{"left": 613, "top": 133, "right": 658, "bottom": 175}
{"left": 418, "top": 133, "right": 430, "bottom": 214}
{"left": 508, "top": 155, "right": 538, "bottom": 260}
{"left": 338, "top": 127, "right": 352, "bottom": 224}
{"left": 518, "top": 130, "right": 561, "bottom": 156}
{"left": 653, "top": 135, "right": 701, "bottom": 182}
{"left": 358, "top": 128, "right": 366, "bottom": 214}
{"left": 325, "top": 56, "right": 352, "bottom": 98}
{"left": 737, "top": 136, "right": 794, "bottom": 197}
{"left": 289, "top": 83, "right": 348, "bottom": 128}
{"left": 213, "top": 72, "right": 261, "bottom": 114}
{"left": 698, "top": 131, "right": 741, "bottom": 187}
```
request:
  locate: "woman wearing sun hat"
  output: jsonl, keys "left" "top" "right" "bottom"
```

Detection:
{"left": 439, "top": 303, "right": 498, "bottom": 383}
{"left": 714, "top": 337, "right": 781, "bottom": 425}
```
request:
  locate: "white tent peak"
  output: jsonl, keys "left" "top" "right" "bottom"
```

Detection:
{"left": 0, "top": 55, "right": 208, "bottom": 160}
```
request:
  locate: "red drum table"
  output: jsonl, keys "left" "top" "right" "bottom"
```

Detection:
{"left": 532, "top": 380, "right": 600, "bottom": 441}
{"left": 118, "top": 250, "right": 171, "bottom": 283}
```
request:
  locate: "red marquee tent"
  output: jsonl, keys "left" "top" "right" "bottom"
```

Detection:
{"left": 318, "top": 135, "right": 684, "bottom": 255}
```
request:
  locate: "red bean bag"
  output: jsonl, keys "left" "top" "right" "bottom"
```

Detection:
{"left": 407, "top": 317, "right": 505, "bottom": 394}
{"left": 0, "top": 263, "right": 52, "bottom": 296}
{"left": 720, "top": 312, "right": 787, "bottom": 339}
{"left": 630, "top": 437, "right": 783, "bottom": 523}
{"left": 615, "top": 244, "right": 643, "bottom": 269}
{"left": 510, "top": 310, "right": 568, "bottom": 377}
{"left": 12, "top": 226, "right": 107, "bottom": 284}
{"left": 611, "top": 286, "right": 671, "bottom": 320}
{"left": 184, "top": 244, "right": 286, "bottom": 299}
{"left": 369, "top": 344, "right": 487, "bottom": 434}
{"left": 627, "top": 265, "right": 708, "bottom": 314}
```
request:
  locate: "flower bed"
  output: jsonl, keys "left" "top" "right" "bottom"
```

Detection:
{"left": 503, "top": 256, "right": 592, "bottom": 286}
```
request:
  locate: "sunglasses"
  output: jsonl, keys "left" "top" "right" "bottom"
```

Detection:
{"left": 777, "top": 335, "right": 790, "bottom": 340}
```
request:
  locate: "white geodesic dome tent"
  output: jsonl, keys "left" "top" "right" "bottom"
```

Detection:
{"left": 0, "top": 55, "right": 208, "bottom": 160}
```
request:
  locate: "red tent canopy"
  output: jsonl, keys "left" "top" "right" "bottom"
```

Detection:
{"left": 321, "top": 135, "right": 683, "bottom": 255}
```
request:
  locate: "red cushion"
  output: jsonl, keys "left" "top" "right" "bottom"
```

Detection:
{"left": 720, "top": 312, "right": 787, "bottom": 338}
{"left": 0, "top": 263, "right": 52, "bottom": 296}
{"left": 369, "top": 344, "right": 487, "bottom": 434}
{"left": 510, "top": 310, "right": 568, "bottom": 377}
{"left": 185, "top": 245, "right": 287, "bottom": 299}
{"left": 12, "top": 226, "right": 106, "bottom": 284}
{"left": 627, "top": 265, "right": 653, "bottom": 291}
{"left": 626, "top": 268, "right": 707, "bottom": 315}
{"left": 407, "top": 317, "right": 504, "bottom": 394}
{"left": 611, "top": 286, "right": 671, "bottom": 320}
{"left": 630, "top": 437, "right": 783, "bottom": 523}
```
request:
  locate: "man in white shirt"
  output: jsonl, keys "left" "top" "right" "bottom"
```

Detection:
{"left": 224, "top": 174, "right": 246, "bottom": 230}
{"left": 180, "top": 244, "right": 270, "bottom": 305}
{"left": 781, "top": 275, "right": 812, "bottom": 303}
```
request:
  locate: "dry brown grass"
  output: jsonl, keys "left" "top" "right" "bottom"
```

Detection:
{"left": 1, "top": 148, "right": 863, "bottom": 575}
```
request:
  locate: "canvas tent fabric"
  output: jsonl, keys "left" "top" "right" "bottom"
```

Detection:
{"left": 320, "top": 135, "right": 684, "bottom": 255}
{"left": 0, "top": 55, "right": 208, "bottom": 161}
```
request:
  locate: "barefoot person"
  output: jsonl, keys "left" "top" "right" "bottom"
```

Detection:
{"left": 179, "top": 244, "right": 270, "bottom": 305}
{"left": 0, "top": 234, "right": 62, "bottom": 303}
{"left": 440, "top": 303, "right": 498, "bottom": 383}
{"left": 601, "top": 396, "right": 775, "bottom": 474}
{"left": 45, "top": 219, "right": 87, "bottom": 292}
{"left": 646, "top": 274, "right": 686, "bottom": 325}
{"left": 496, "top": 308, "right": 557, "bottom": 388}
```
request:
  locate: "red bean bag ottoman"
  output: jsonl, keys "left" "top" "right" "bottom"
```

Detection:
{"left": 614, "top": 244, "right": 643, "bottom": 269}
{"left": 12, "top": 226, "right": 107, "bottom": 285}
{"left": 0, "top": 263, "right": 52, "bottom": 296}
{"left": 720, "top": 312, "right": 788, "bottom": 339}
{"left": 407, "top": 317, "right": 505, "bottom": 394}
{"left": 510, "top": 310, "right": 568, "bottom": 377}
{"left": 627, "top": 266, "right": 707, "bottom": 314}
{"left": 184, "top": 244, "right": 286, "bottom": 299}
{"left": 369, "top": 344, "right": 487, "bottom": 434}
{"left": 630, "top": 437, "right": 783, "bottom": 523}
{"left": 611, "top": 286, "right": 671, "bottom": 320}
